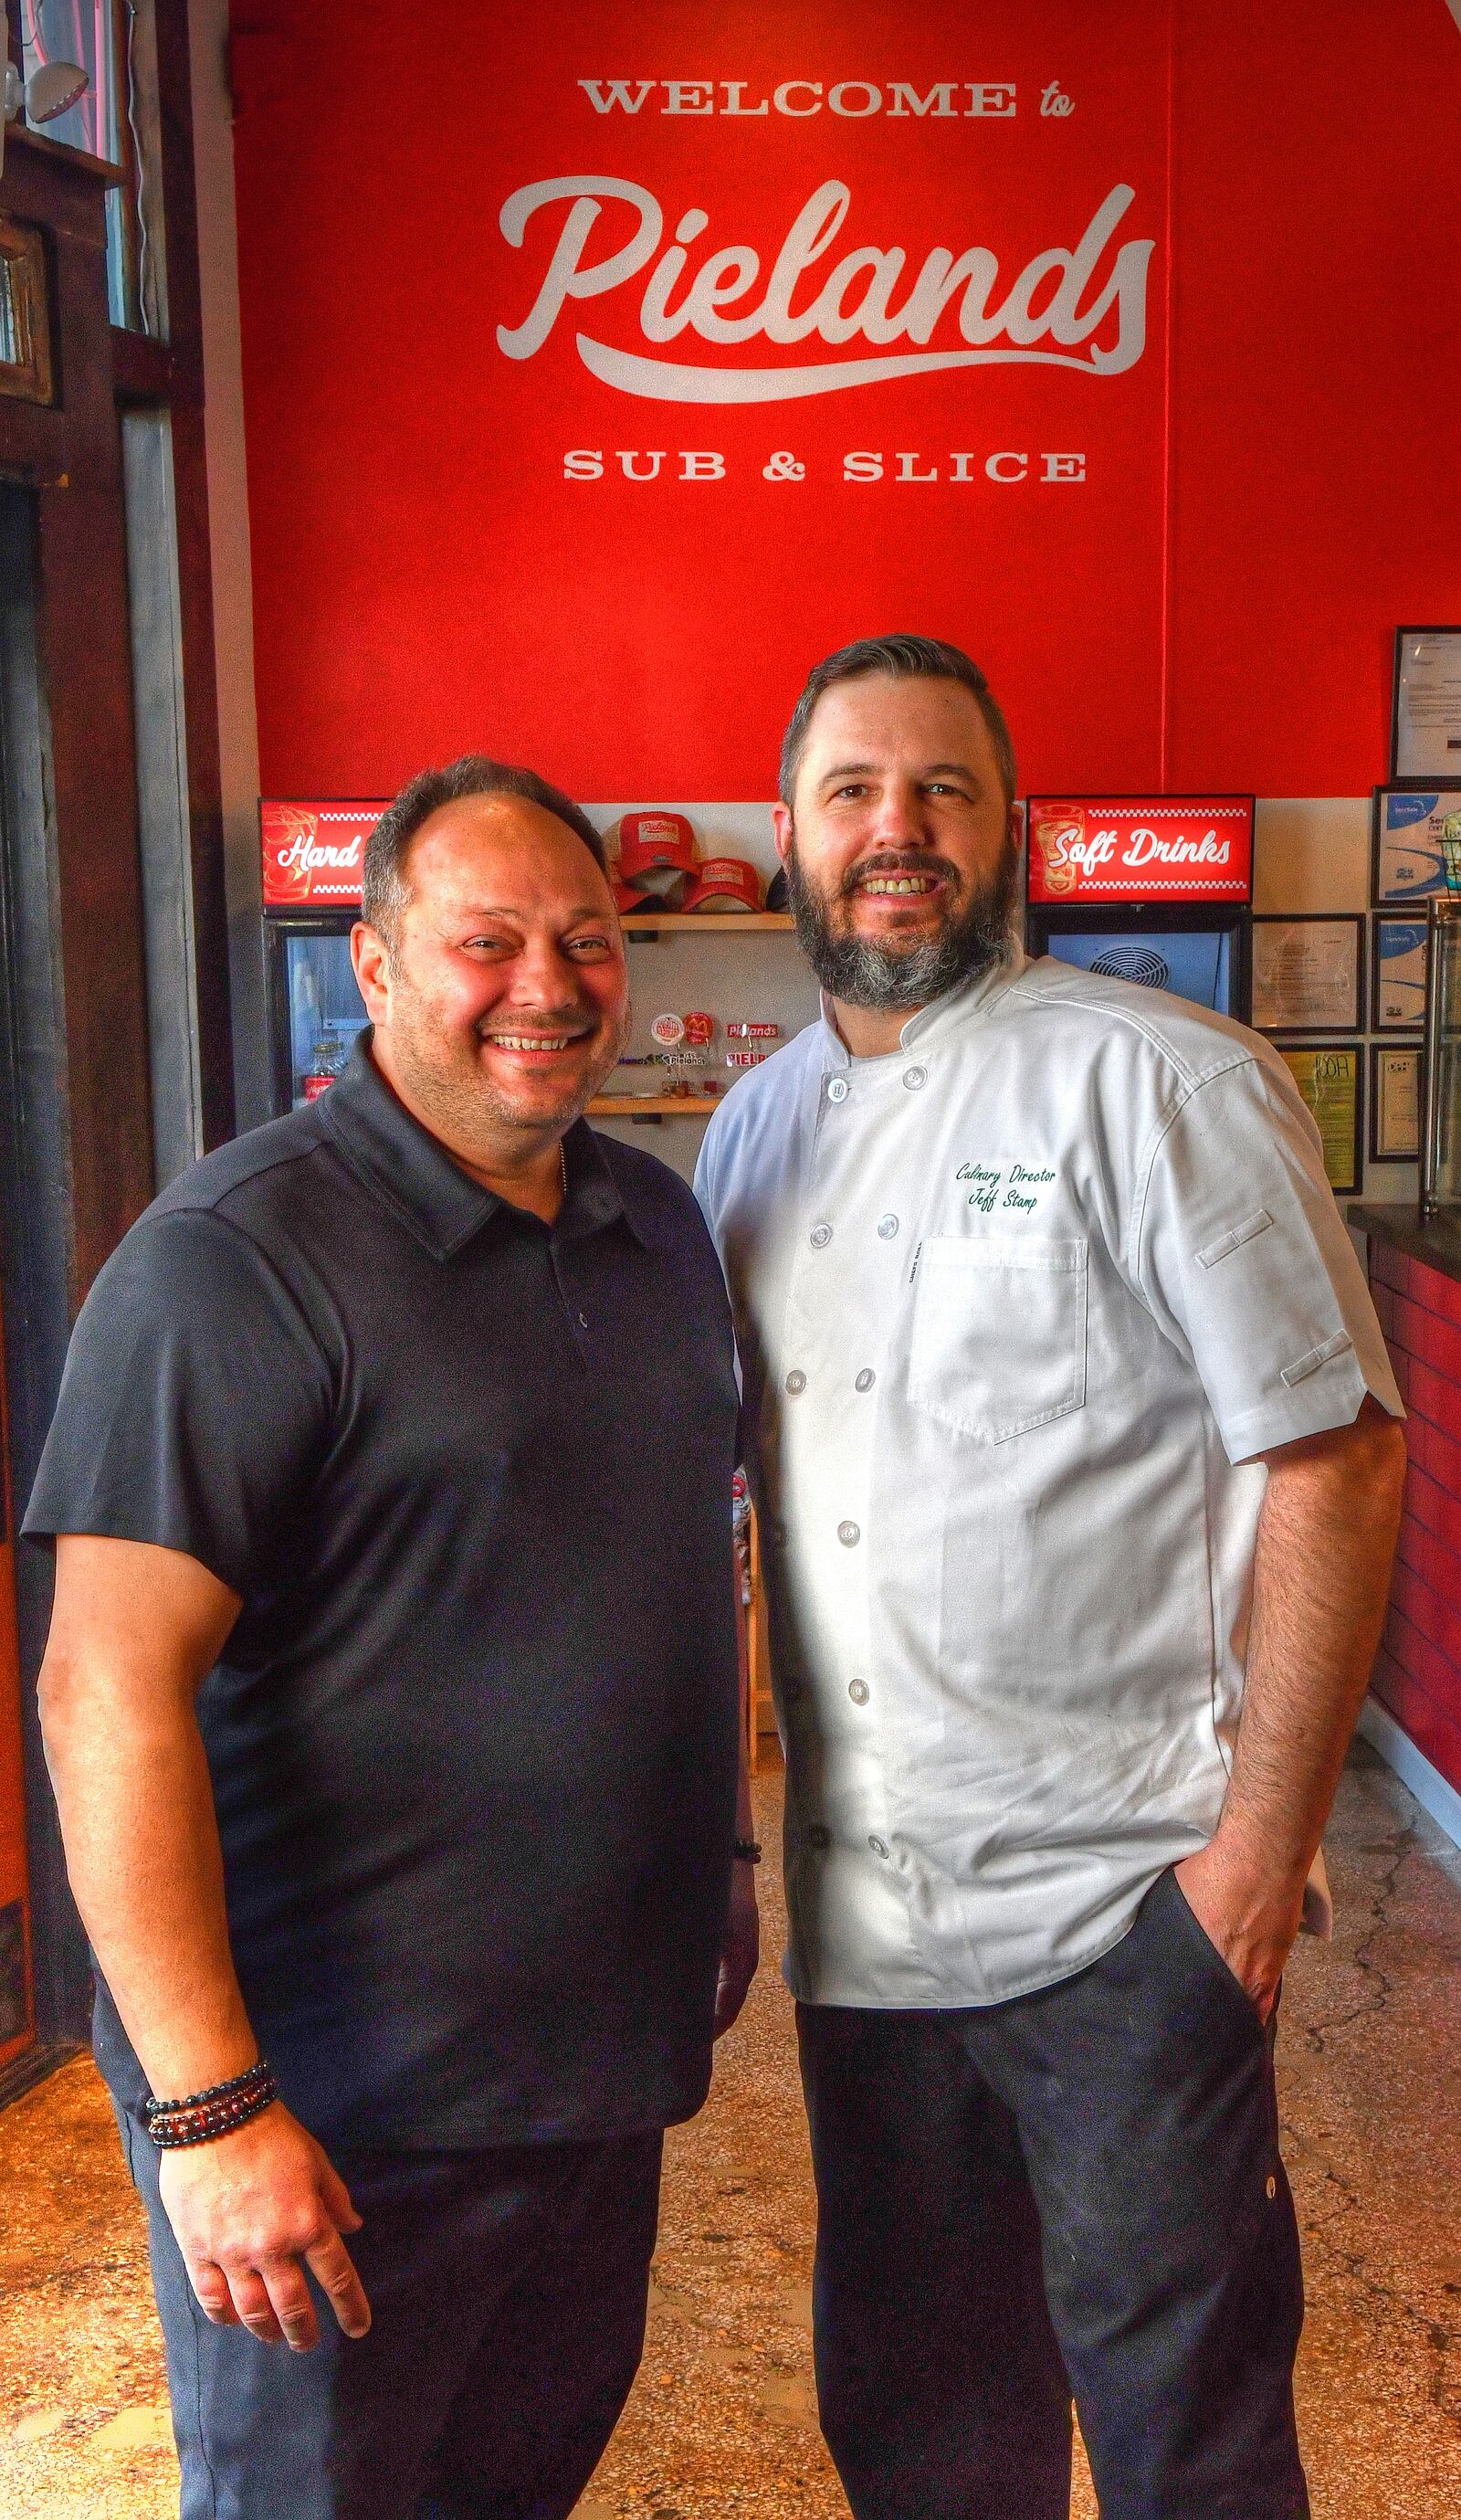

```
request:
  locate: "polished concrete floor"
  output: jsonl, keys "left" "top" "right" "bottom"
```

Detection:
{"left": 1, "top": 1740, "right": 1458, "bottom": 2516}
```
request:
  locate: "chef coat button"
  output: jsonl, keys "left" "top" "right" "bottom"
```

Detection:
{"left": 868, "top": 1834, "right": 889, "bottom": 1859}
{"left": 878, "top": 1214, "right": 899, "bottom": 1239}
{"left": 837, "top": 1520, "right": 861, "bottom": 1547}
{"left": 578, "top": 1311, "right": 589, "bottom": 1329}
{"left": 1266, "top": 2175, "right": 1277, "bottom": 2201}
{"left": 810, "top": 1223, "right": 833, "bottom": 1249}
{"left": 848, "top": 1679, "right": 869, "bottom": 1704}
{"left": 826, "top": 1075, "right": 849, "bottom": 1103}
{"left": 855, "top": 1368, "right": 876, "bottom": 1393}
{"left": 902, "top": 1065, "right": 927, "bottom": 1090}
{"left": 785, "top": 1368, "right": 807, "bottom": 1395}
{"left": 807, "top": 1823, "right": 831, "bottom": 1850}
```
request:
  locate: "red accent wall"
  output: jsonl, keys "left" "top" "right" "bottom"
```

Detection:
{"left": 227, "top": 0, "right": 1461, "bottom": 802}
{"left": 1370, "top": 1245, "right": 1461, "bottom": 1798}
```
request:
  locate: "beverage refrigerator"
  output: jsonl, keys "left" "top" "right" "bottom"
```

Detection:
{"left": 1024, "top": 796, "right": 1255, "bottom": 1023}
{"left": 259, "top": 801, "right": 384, "bottom": 1115}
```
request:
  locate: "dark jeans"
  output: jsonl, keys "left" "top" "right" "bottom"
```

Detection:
{"left": 797, "top": 1867, "right": 1309, "bottom": 2520}
{"left": 116, "top": 2105, "right": 663, "bottom": 2520}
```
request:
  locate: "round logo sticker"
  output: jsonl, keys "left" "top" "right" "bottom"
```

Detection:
{"left": 650, "top": 1012, "right": 686, "bottom": 1048}
{"left": 682, "top": 1010, "right": 715, "bottom": 1046}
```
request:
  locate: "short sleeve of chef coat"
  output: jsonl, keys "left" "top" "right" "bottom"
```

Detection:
{"left": 23, "top": 1209, "right": 332, "bottom": 1597}
{"left": 1133, "top": 1049, "right": 1403, "bottom": 1465}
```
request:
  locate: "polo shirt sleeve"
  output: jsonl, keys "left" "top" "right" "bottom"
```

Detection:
{"left": 1132, "top": 1050, "right": 1403, "bottom": 1464}
{"left": 23, "top": 1208, "right": 333, "bottom": 1597}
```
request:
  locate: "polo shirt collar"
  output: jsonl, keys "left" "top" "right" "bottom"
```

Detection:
{"left": 818, "top": 943, "right": 1027, "bottom": 1070}
{"left": 320, "top": 1032, "right": 646, "bottom": 1258}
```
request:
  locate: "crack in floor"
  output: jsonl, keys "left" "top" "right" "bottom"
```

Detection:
{"left": 1298, "top": 1828, "right": 1414, "bottom": 2056}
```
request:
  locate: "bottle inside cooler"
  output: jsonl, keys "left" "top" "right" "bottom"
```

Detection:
{"left": 287, "top": 932, "right": 369, "bottom": 1108}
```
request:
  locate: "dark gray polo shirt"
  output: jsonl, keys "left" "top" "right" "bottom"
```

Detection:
{"left": 26, "top": 1036, "right": 742, "bottom": 2148}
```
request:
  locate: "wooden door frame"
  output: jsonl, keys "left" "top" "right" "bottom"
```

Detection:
{"left": 0, "top": 75, "right": 235, "bottom": 2072}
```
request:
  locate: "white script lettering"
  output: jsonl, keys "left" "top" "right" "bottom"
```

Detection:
{"left": 498, "top": 178, "right": 1154, "bottom": 403}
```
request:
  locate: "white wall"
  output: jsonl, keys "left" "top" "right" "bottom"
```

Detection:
{"left": 1254, "top": 798, "right": 1416, "bottom": 1206}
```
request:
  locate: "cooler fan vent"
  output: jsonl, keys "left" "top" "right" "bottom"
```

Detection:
{"left": 1089, "top": 945, "right": 1172, "bottom": 990}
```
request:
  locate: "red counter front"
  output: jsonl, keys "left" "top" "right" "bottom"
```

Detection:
{"left": 1367, "top": 1239, "right": 1461, "bottom": 1798}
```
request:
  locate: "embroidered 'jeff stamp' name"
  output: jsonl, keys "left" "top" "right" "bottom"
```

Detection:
{"left": 956, "top": 1161, "right": 1056, "bottom": 1215}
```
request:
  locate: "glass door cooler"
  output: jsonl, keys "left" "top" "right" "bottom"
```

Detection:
{"left": 261, "top": 800, "right": 384, "bottom": 1116}
{"left": 1025, "top": 795, "right": 1255, "bottom": 1022}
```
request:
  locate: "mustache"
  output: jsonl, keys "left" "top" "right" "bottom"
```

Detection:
{"left": 474, "top": 1007, "right": 597, "bottom": 1039}
{"left": 840, "top": 850, "right": 962, "bottom": 897}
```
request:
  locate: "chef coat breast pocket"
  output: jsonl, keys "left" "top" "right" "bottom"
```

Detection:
{"left": 908, "top": 1235, "right": 1088, "bottom": 1443}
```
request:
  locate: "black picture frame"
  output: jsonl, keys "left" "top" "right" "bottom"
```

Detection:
{"left": 1391, "top": 626, "right": 1461, "bottom": 786}
{"left": 1272, "top": 1039, "right": 1363, "bottom": 1197}
{"left": 1371, "top": 785, "right": 1461, "bottom": 906}
{"left": 1250, "top": 914, "right": 1363, "bottom": 1035}
{"left": 1369, "top": 1042, "right": 1422, "bottom": 1165}
{"left": 1370, "top": 912, "right": 1428, "bottom": 1034}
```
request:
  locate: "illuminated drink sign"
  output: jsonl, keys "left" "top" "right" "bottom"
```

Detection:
{"left": 1026, "top": 796, "right": 1254, "bottom": 905}
{"left": 261, "top": 800, "right": 389, "bottom": 909}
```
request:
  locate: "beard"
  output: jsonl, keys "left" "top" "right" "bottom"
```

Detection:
{"left": 783, "top": 830, "right": 1020, "bottom": 1012}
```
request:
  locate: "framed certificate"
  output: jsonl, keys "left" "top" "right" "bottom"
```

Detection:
{"left": 1370, "top": 1043, "right": 1422, "bottom": 1164}
{"left": 1371, "top": 916, "right": 1427, "bottom": 1031}
{"left": 1274, "top": 1041, "right": 1362, "bottom": 1195}
{"left": 1250, "top": 915, "right": 1362, "bottom": 1033}
{"left": 1372, "top": 786, "right": 1461, "bottom": 904}
{"left": 1393, "top": 627, "right": 1461, "bottom": 784}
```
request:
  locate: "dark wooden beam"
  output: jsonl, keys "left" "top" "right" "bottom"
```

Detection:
{"left": 131, "top": 0, "right": 236, "bottom": 1154}
{"left": 0, "top": 134, "right": 155, "bottom": 1294}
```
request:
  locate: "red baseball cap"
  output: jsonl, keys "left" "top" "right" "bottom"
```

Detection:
{"left": 617, "top": 811, "right": 699, "bottom": 880}
{"left": 682, "top": 857, "right": 766, "bottom": 914}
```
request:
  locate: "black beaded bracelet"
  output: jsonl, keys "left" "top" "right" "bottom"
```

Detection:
{"left": 733, "top": 1837, "right": 762, "bottom": 1864}
{"left": 142, "top": 2060, "right": 272, "bottom": 2122}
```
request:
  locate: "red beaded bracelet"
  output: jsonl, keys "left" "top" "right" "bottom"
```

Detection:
{"left": 143, "top": 2061, "right": 279, "bottom": 2149}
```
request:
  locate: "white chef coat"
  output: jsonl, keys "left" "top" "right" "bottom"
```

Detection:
{"left": 694, "top": 950, "right": 1402, "bottom": 2009}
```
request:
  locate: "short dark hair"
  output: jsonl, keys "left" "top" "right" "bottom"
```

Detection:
{"left": 778, "top": 635, "right": 1017, "bottom": 811}
{"left": 362, "top": 754, "right": 609, "bottom": 942}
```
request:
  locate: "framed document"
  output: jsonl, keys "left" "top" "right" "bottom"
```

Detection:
{"left": 1370, "top": 1043, "right": 1421, "bottom": 1164}
{"left": 1393, "top": 627, "right": 1461, "bottom": 784}
{"left": 1371, "top": 916, "right": 1427, "bottom": 1031}
{"left": 1372, "top": 786, "right": 1461, "bottom": 904}
{"left": 1274, "top": 1041, "right": 1362, "bottom": 1195}
{"left": 1251, "top": 915, "right": 1362, "bottom": 1033}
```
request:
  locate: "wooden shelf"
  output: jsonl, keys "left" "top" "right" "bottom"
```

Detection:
{"left": 590, "top": 1094, "right": 721, "bottom": 1117}
{"left": 620, "top": 912, "right": 794, "bottom": 933}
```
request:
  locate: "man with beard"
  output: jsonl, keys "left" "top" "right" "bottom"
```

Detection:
{"left": 694, "top": 637, "right": 1405, "bottom": 2520}
{"left": 29, "top": 757, "right": 757, "bottom": 2519}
